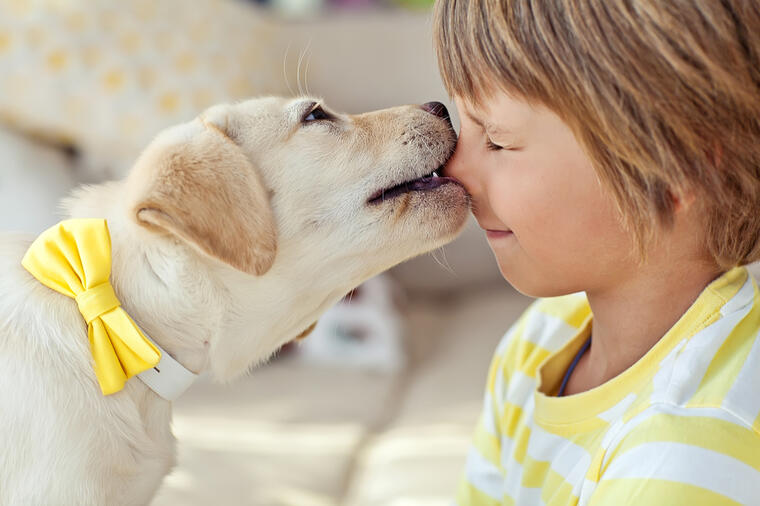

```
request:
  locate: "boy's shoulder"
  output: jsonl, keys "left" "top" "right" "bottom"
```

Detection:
{"left": 511, "top": 292, "right": 590, "bottom": 343}
{"left": 531, "top": 292, "right": 592, "bottom": 329}
{"left": 493, "top": 292, "right": 591, "bottom": 370}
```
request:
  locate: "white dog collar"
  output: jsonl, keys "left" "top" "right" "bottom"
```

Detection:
{"left": 136, "top": 333, "right": 198, "bottom": 401}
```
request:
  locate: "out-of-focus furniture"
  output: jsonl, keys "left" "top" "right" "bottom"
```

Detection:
{"left": 0, "top": 0, "right": 285, "bottom": 178}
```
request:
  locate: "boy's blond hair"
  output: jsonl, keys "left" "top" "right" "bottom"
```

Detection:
{"left": 434, "top": 0, "right": 760, "bottom": 268}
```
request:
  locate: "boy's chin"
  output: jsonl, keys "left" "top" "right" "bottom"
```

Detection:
{"left": 494, "top": 255, "right": 579, "bottom": 299}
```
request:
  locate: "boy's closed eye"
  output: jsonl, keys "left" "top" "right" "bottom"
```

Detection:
{"left": 485, "top": 134, "right": 521, "bottom": 152}
{"left": 486, "top": 138, "right": 504, "bottom": 151}
{"left": 462, "top": 109, "right": 524, "bottom": 152}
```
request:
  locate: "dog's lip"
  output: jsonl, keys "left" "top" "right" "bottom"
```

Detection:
{"left": 367, "top": 167, "right": 462, "bottom": 204}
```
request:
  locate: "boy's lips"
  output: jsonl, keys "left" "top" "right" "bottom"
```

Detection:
{"left": 472, "top": 211, "right": 509, "bottom": 233}
{"left": 473, "top": 212, "right": 512, "bottom": 238}
{"left": 476, "top": 218, "right": 512, "bottom": 238}
{"left": 486, "top": 229, "right": 513, "bottom": 239}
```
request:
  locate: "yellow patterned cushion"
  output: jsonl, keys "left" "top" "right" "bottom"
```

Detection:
{"left": 0, "top": 0, "right": 285, "bottom": 176}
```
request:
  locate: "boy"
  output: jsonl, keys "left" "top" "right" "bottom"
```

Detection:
{"left": 433, "top": 1, "right": 760, "bottom": 504}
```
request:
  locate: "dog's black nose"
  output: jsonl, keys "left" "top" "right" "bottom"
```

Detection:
{"left": 421, "top": 101, "right": 450, "bottom": 119}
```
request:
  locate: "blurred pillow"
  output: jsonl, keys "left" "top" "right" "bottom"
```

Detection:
{"left": 0, "top": 0, "right": 286, "bottom": 178}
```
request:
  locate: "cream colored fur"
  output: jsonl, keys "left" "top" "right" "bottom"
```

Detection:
{"left": 0, "top": 96, "right": 468, "bottom": 505}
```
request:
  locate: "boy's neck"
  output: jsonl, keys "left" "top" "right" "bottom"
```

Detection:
{"left": 567, "top": 257, "right": 723, "bottom": 395}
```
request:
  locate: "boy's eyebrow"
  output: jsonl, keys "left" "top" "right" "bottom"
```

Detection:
{"left": 464, "top": 110, "right": 487, "bottom": 129}
{"left": 464, "top": 110, "right": 510, "bottom": 135}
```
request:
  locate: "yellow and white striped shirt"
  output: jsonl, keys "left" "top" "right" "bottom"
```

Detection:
{"left": 458, "top": 266, "right": 760, "bottom": 505}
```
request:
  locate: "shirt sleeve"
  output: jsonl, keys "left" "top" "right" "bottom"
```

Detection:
{"left": 455, "top": 416, "right": 504, "bottom": 505}
{"left": 455, "top": 308, "right": 534, "bottom": 505}
{"left": 589, "top": 406, "right": 760, "bottom": 506}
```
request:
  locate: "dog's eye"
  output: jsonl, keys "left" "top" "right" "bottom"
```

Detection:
{"left": 303, "top": 106, "right": 330, "bottom": 123}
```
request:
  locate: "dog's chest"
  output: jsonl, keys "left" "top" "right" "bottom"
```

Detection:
{"left": 97, "top": 391, "right": 178, "bottom": 504}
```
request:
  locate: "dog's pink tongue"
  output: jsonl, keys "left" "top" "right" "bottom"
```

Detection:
{"left": 410, "top": 176, "right": 451, "bottom": 191}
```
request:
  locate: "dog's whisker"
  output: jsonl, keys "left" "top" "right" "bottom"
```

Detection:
{"left": 431, "top": 247, "right": 456, "bottom": 276}
{"left": 305, "top": 47, "right": 313, "bottom": 98}
{"left": 296, "top": 42, "right": 311, "bottom": 97}
{"left": 282, "top": 43, "right": 295, "bottom": 97}
{"left": 440, "top": 247, "right": 457, "bottom": 276}
{"left": 296, "top": 49, "right": 302, "bottom": 97}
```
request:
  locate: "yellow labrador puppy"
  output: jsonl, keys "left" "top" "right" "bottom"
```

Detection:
{"left": 0, "top": 97, "right": 468, "bottom": 505}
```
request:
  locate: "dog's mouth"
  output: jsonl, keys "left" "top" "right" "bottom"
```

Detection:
{"left": 367, "top": 167, "right": 462, "bottom": 205}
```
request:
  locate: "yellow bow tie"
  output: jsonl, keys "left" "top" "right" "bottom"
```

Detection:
{"left": 22, "top": 218, "right": 161, "bottom": 395}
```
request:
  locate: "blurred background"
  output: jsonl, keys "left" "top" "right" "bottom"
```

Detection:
{"left": 0, "top": 1, "right": 532, "bottom": 504}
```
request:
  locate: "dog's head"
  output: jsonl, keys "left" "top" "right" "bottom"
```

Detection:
{"left": 125, "top": 96, "right": 469, "bottom": 378}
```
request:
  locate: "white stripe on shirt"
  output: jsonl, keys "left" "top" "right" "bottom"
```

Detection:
{"left": 601, "top": 441, "right": 760, "bottom": 504}
{"left": 656, "top": 301, "right": 754, "bottom": 405}
{"left": 522, "top": 310, "right": 580, "bottom": 352}
{"left": 722, "top": 327, "right": 760, "bottom": 424}
{"left": 464, "top": 446, "right": 503, "bottom": 500}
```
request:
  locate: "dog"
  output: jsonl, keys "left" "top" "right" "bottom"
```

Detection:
{"left": 0, "top": 96, "right": 468, "bottom": 505}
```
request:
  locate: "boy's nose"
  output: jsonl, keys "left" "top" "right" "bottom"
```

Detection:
{"left": 442, "top": 137, "right": 482, "bottom": 198}
{"left": 442, "top": 142, "right": 465, "bottom": 181}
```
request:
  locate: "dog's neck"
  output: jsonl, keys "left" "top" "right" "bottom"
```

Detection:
{"left": 65, "top": 182, "right": 222, "bottom": 380}
{"left": 64, "top": 181, "right": 353, "bottom": 390}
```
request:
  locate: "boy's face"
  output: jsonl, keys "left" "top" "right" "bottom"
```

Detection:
{"left": 444, "top": 91, "right": 637, "bottom": 297}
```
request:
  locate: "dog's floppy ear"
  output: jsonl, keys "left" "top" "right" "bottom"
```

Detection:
{"left": 128, "top": 112, "right": 277, "bottom": 276}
